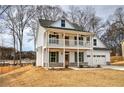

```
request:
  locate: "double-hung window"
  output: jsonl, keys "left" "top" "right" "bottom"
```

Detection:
{"left": 49, "top": 52, "right": 59, "bottom": 62}
{"left": 74, "top": 36, "right": 77, "bottom": 45}
{"left": 79, "top": 52, "right": 84, "bottom": 62}
{"left": 86, "top": 37, "right": 90, "bottom": 42}
{"left": 49, "top": 34, "right": 59, "bottom": 44}
{"left": 75, "top": 52, "right": 84, "bottom": 62}
{"left": 79, "top": 36, "right": 83, "bottom": 45}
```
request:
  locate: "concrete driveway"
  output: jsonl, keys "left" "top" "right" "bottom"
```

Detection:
{"left": 102, "top": 65, "right": 124, "bottom": 71}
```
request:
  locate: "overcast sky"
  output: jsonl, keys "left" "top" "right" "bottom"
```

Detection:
{"left": 1, "top": 5, "right": 124, "bottom": 51}
{"left": 62, "top": 5, "right": 124, "bottom": 22}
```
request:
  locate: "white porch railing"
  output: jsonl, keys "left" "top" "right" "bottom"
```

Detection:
{"left": 48, "top": 38, "right": 91, "bottom": 48}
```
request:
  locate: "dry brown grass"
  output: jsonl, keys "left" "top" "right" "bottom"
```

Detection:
{"left": 111, "top": 56, "right": 124, "bottom": 66}
{"left": 111, "top": 56, "right": 124, "bottom": 63}
{"left": 111, "top": 61, "right": 124, "bottom": 66}
{"left": 0, "top": 66, "right": 19, "bottom": 74}
{"left": 0, "top": 65, "right": 124, "bottom": 87}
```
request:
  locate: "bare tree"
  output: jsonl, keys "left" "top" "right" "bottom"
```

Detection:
{"left": 67, "top": 6, "right": 104, "bottom": 35}
{"left": 101, "top": 7, "right": 124, "bottom": 55}
{"left": 0, "top": 5, "right": 10, "bottom": 16}
{"left": 68, "top": 6, "right": 79, "bottom": 23}
{"left": 37, "top": 5, "right": 63, "bottom": 21}
{"left": 27, "top": 19, "right": 37, "bottom": 52}
{"left": 3, "top": 6, "right": 19, "bottom": 64}
{"left": 4, "top": 5, "right": 36, "bottom": 66}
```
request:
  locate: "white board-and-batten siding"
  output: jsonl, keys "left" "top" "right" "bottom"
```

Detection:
{"left": 36, "top": 18, "right": 110, "bottom": 67}
{"left": 51, "top": 19, "right": 75, "bottom": 29}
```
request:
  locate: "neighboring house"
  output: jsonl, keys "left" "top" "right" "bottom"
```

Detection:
{"left": 0, "top": 46, "right": 16, "bottom": 60}
{"left": 36, "top": 17, "right": 110, "bottom": 67}
{"left": 21, "top": 51, "right": 36, "bottom": 59}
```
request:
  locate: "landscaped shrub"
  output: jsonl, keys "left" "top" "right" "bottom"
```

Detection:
{"left": 97, "top": 65, "right": 101, "bottom": 68}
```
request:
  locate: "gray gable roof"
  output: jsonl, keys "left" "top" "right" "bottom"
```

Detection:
{"left": 93, "top": 47, "right": 110, "bottom": 50}
{"left": 39, "top": 19, "right": 84, "bottom": 31}
{"left": 39, "top": 19, "right": 55, "bottom": 27}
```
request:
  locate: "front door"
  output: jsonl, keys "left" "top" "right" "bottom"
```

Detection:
{"left": 65, "top": 52, "right": 69, "bottom": 66}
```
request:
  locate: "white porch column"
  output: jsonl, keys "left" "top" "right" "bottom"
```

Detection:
{"left": 63, "top": 33, "right": 65, "bottom": 67}
{"left": 47, "top": 31, "right": 49, "bottom": 67}
{"left": 77, "top": 49, "right": 79, "bottom": 67}
{"left": 42, "top": 48, "right": 44, "bottom": 67}
{"left": 47, "top": 48, "right": 49, "bottom": 67}
{"left": 77, "top": 34, "right": 79, "bottom": 67}
{"left": 63, "top": 49, "right": 65, "bottom": 67}
{"left": 46, "top": 31, "right": 48, "bottom": 47}
{"left": 91, "top": 35, "right": 94, "bottom": 66}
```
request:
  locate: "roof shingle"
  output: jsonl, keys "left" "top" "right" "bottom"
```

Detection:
{"left": 39, "top": 19, "right": 84, "bottom": 31}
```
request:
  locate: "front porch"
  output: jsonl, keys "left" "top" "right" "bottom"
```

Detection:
{"left": 45, "top": 28, "right": 93, "bottom": 49}
{"left": 43, "top": 48, "right": 92, "bottom": 67}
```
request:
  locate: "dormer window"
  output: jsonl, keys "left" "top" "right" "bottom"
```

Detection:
{"left": 61, "top": 20, "right": 65, "bottom": 27}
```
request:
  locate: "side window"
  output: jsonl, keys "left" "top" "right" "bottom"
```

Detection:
{"left": 93, "top": 39, "right": 97, "bottom": 46}
{"left": 61, "top": 20, "right": 65, "bottom": 27}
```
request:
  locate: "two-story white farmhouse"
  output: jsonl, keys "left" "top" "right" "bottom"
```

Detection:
{"left": 36, "top": 17, "right": 110, "bottom": 67}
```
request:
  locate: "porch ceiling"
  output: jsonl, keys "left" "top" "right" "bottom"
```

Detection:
{"left": 46, "top": 28, "right": 94, "bottom": 36}
{"left": 47, "top": 48, "right": 90, "bottom": 52}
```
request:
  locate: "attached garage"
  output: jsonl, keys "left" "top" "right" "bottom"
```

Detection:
{"left": 92, "top": 48, "right": 110, "bottom": 66}
{"left": 93, "top": 55, "right": 106, "bottom": 65}
{"left": 86, "top": 48, "right": 110, "bottom": 66}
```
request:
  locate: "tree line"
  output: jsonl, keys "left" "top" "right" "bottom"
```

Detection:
{"left": 0, "top": 5, "right": 124, "bottom": 65}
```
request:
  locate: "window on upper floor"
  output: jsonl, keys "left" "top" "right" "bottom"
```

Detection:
{"left": 74, "top": 36, "right": 77, "bottom": 45}
{"left": 61, "top": 20, "right": 65, "bottom": 27}
{"left": 49, "top": 34, "right": 59, "bottom": 44}
{"left": 93, "top": 39, "right": 97, "bottom": 46}
{"left": 49, "top": 34, "right": 59, "bottom": 39}
{"left": 79, "top": 36, "right": 83, "bottom": 41}
{"left": 86, "top": 37, "right": 90, "bottom": 41}
{"left": 79, "top": 36, "right": 84, "bottom": 45}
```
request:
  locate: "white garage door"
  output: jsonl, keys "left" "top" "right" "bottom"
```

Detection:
{"left": 93, "top": 55, "right": 106, "bottom": 65}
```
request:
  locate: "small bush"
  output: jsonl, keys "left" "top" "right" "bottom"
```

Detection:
{"left": 33, "top": 62, "right": 36, "bottom": 66}
{"left": 97, "top": 65, "right": 101, "bottom": 68}
{"left": 65, "top": 65, "right": 69, "bottom": 68}
{"left": 79, "top": 65, "right": 83, "bottom": 68}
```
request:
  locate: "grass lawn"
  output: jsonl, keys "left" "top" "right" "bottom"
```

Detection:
{"left": 0, "top": 66, "right": 19, "bottom": 74}
{"left": 0, "top": 65, "right": 124, "bottom": 87}
{"left": 111, "top": 61, "right": 124, "bottom": 66}
{"left": 111, "top": 56, "right": 124, "bottom": 66}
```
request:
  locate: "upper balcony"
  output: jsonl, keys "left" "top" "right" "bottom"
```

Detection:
{"left": 47, "top": 38, "right": 92, "bottom": 49}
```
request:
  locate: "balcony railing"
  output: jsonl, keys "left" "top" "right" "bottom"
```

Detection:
{"left": 48, "top": 38, "right": 91, "bottom": 48}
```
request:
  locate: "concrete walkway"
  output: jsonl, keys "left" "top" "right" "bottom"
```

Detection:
{"left": 70, "top": 67, "right": 102, "bottom": 70}
{"left": 102, "top": 66, "right": 124, "bottom": 71}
